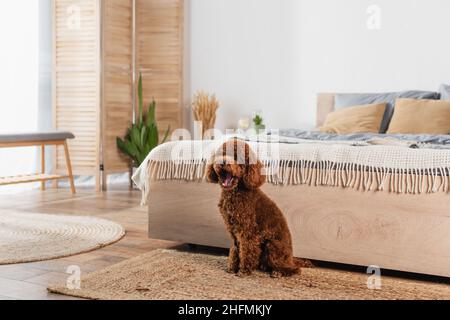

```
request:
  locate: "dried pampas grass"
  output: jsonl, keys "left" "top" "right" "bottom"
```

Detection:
{"left": 192, "top": 91, "right": 219, "bottom": 134}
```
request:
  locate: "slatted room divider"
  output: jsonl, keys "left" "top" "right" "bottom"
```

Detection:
{"left": 53, "top": 0, "right": 184, "bottom": 190}
{"left": 136, "top": 0, "right": 184, "bottom": 138}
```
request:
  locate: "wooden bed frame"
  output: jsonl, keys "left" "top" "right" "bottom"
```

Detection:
{"left": 148, "top": 94, "right": 450, "bottom": 277}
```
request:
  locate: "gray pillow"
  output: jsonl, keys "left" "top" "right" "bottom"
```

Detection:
{"left": 334, "top": 91, "right": 440, "bottom": 133}
{"left": 439, "top": 84, "right": 450, "bottom": 100}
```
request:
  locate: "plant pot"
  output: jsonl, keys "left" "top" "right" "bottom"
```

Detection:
{"left": 254, "top": 124, "right": 266, "bottom": 135}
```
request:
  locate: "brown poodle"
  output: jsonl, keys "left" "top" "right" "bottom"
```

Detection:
{"left": 207, "top": 138, "right": 313, "bottom": 277}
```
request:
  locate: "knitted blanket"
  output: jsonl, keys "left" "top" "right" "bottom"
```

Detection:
{"left": 134, "top": 136, "right": 450, "bottom": 205}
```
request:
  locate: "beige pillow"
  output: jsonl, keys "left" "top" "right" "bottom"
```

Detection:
{"left": 318, "top": 103, "right": 386, "bottom": 134}
{"left": 387, "top": 99, "right": 450, "bottom": 134}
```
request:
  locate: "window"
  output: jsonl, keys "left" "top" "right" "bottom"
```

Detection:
{"left": 0, "top": 1, "right": 51, "bottom": 193}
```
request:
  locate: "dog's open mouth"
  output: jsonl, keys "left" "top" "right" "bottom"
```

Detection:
{"left": 222, "top": 172, "right": 235, "bottom": 188}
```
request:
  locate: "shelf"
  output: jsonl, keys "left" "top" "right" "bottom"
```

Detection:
{"left": 0, "top": 174, "right": 69, "bottom": 186}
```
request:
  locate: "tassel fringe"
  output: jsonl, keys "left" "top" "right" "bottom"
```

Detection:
{"left": 140, "top": 159, "right": 450, "bottom": 205}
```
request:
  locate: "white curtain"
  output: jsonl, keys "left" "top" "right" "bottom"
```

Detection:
{"left": 0, "top": 0, "right": 51, "bottom": 193}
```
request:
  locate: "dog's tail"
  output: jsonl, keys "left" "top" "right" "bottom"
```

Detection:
{"left": 294, "top": 257, "right": 315, "bottom": 269}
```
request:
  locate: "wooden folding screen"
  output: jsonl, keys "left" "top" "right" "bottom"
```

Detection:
{"left": 100, "top": 0, "right": 134, "bottom": 187}
{"left": 53, "top": 0, "right": 183, "bottom": 190}
{"left": 136, "top": 0, "right": 184, "bottom": 138}
{"left": 53, "top": 0, "right": 101, "bottom": 185}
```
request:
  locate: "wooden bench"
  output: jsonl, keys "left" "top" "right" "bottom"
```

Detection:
{"left": 0, "top": 132, "right": 76, "bottom": 194}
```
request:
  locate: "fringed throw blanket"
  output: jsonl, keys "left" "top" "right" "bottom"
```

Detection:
{"left": 134, "top": 136, "right": 450, "bottom": 205}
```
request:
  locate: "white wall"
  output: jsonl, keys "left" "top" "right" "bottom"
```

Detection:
{"left": 189, "top": 0, "right": 303, "bottom": 131}
{"left": 188, "top": 0, "right": 450, "bottom": 130}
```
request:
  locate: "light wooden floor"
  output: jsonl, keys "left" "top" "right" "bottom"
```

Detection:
{"left": 1, "top": 186, "right": 449, "bottom": 300}
{"left": 0, "top": 186, "right": 181, "bottom": 300}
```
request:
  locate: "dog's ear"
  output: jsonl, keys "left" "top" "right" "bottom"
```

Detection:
{"left": 206, "top": 163, "right": 219, "bottom": 183}
{"left": 243, "top": 160, "right": 266, "bottom": 189}
{"left": 243, "top": 146, "right": 266, "bottom": 189}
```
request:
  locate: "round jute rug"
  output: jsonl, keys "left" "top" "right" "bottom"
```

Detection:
{"left": 0, "top": 212, "right": 125, "bottom": 264}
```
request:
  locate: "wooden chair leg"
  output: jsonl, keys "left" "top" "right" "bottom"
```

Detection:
{"left": 63, "top": 141, "right": 76, "bottom": 194}
{"left": 52, "top": 145, "right": 58, "bottom": 189}
{"left": 41, "top": 144, "right": 46, "bottom": 191}
{"left": 95, "top": 171, "right": 101, "bottom": 192}
{"left": 102, "top": 170, "right": 108, "bottom": 192}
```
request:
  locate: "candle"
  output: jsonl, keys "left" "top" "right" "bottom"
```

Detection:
{"left": 238, "top": 117, "right": 250, "bottom": 131}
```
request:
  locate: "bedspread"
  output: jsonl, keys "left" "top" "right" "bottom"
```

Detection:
{"left": 134, "top": 134, "right": 450, "bottom": 205}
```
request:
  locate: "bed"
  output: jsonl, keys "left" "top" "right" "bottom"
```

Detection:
{"left": 136, "top": 93, "right": 450, "bottom": 277}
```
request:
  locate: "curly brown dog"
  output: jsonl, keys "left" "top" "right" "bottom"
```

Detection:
{"left": 207, "top": 138, "right": 313, "bottom": 277}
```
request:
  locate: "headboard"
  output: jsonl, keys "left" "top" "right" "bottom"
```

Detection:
{"left": 316, "top": 93, "right": 336, "bottom": 127}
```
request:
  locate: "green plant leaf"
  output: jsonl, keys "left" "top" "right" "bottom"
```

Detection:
{"left": 161, "top": 125, "right": 171, "bottom": 143}
{"left": 130, "top": 125, "right": 143, "bottom": 152}
{"left": 148, "top": 124, "right": 159, "bottom": 150}
{"left": 117, "top": 136, "right": 138, "bottom": 164}
{"left": 253, "top": 115, "right": 263, "bottom": 126}
{"left": 140, "top": 125, "right": 147, "bottom": 149}
{"left": 142, "top": 139, "right": 153, "bottom": 158}
{"left": 136, "top": 153, "right": 147, "bottom": 166}
{"left": 116, "top": 138, "right": 128, "bottom": 156}
{"left": 123, "top": 140, "right": 139, "bottom": 165}
{"left": 146, "top": 100, "right": 156, "bottom": 127}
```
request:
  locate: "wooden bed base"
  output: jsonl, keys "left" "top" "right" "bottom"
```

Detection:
{"left": 149, "top": 179, "right": 450, "bottom": 277}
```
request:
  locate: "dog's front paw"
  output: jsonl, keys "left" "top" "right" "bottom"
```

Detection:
{"left": 270, "top": 271, "right": 283, "bottom": 278}
{"left": 226, "top": 267, "right": 239, "bottom": 274}
{"left": 236, "top": 271, "right": 252, "bottom": 277}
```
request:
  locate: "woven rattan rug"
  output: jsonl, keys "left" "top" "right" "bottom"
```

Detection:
{"left": 0, "top": 212, "right": 125, "bottom": 264}
{"left": 48, "top": 249, "right": 450, "bottom": 300}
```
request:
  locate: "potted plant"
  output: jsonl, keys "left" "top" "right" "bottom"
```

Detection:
{"left": 253, "top": 113, "right": 266, "bottom": 134}
{"left": 117, "top": 73, "right": 170, "bottom": 172}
